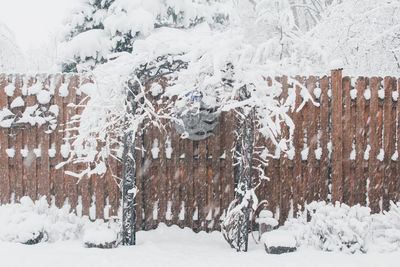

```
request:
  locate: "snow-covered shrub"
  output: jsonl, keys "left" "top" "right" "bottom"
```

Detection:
{"left": 262, "top": 229, "right": 297, "bottom": 254}
{"left": 370, "top": 202, "right": 400, "bottom": 252}
{"left": 0, "top": 196, "right": 119, "bottom": 245}
{"left": 269, "top": 201, "right": 400, "bottom": 254}
{"left": 284, "top": 201, "right": 371, "bottom": 253}
{"left": 83, "top": 219, "right": 120, "bottom": 248}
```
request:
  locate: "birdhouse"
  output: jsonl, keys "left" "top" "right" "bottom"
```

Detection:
{"left": 255, "top": 210, "right": 278, "bottom": 238}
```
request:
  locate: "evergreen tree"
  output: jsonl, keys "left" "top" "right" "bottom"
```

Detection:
{"left": 60, "top": 0, "right": 229, "bottom": 72}
{"left": 61, "top": 0, "right": 114, "bottom": 72}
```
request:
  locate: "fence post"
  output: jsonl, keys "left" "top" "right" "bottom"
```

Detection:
{"left": 331, "top": 69, "right": 343, "bottom": 204}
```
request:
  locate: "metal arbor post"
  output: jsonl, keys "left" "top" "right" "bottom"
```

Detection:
{"left": 121, "top": 83, "right": 139, "bottom": 246}
{"left": 120, "top": 57, "right": 188, "bottom": 245}
{"left": 234, "top": 86, "right": 256, "bottom": 252}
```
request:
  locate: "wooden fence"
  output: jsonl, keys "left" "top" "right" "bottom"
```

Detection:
{"left": 0, "top": 71, "right": 399, "bottom": 232}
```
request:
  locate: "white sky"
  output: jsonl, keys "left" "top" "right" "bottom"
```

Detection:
{"left": 0, "top": 0, "right": 81, "bottom": 51}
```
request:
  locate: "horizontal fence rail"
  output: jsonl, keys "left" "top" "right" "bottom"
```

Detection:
{"left": 0, "top": 71, "right": 399, "bottom": 232}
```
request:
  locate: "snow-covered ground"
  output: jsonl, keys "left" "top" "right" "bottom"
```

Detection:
{"left": 0, "top": 223, "right": 398, "bottom": 267}
{"left": 0, "top": 198, "right": 399, "bottom": 267}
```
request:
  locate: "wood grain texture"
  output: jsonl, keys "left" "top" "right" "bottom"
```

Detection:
{"left": 331, "top": 70, "right": 343, "bottom": 203}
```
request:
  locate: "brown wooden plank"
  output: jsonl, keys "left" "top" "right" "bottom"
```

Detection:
{"left": 25, "top": 77, "right": 38, "bottom": 202}
{"left": 6, "top": 74, "right": 15, "bottom": 202}
{"left": 363, "top": 78, "right": 371, "bottom": 207}
{"left": 331, "top": 70, "right": 343, "bottom": 204}
{"left": 312, "top": 76, "right": 321, "bottom": 203}
{"left": 175, "top": 132, "right": 184, "bottom": 228}
{"left": 383, "top": 77, "right": 395, "bottom": 211}
{"left": 94, "top": 171, "right": 105, "bottom": 219}
{"left": 258, "top": 133, "right": 269, "bottom": 209}
{"left": 349, "top": 79, "right": 357, "bottom": 206}
{"left": 158, "top": 119, "right": 167, "bottom": 225}
{"left": 388, "top": 78, "right": 397, "bottom": 205}
{"left": 306, "top": 76, "right": 318, "bottom": 204}
{"left": 192, "top": 141, "right": 200, "bottom": 232}
{"left": 226, "top": 113, "right": 236, "bottom": 211}
{"left": 312, "top": 78, "right": 321, "bottom": 204}
{"left": 342, "top": 76, "right": 353, "bottom": 205}
{"left": 279, "top": 76, "right": 292, "bottom": 224}
{"left": 134, "top": 125, "right": 143, "bottom": 228}
{"left": 170, "top": 127, "right": 180, "bottom": 226}
{"left": 298, "top": 78, "right": 307, "bottom": 210}
{"left": 205, "top": 135, "right": 213, "bottom": 232}
{"left": 48, "top": 75, "right": 57, "bottom": 202}
{"left": 198, "top": 139, "right": 207, "bottom": 231}
{"left": 355, "top": 77, "right": 368, "bottom": 205}
{"left": 165, "top": 130, "right": 173, "bottom": 226}
{"left": 34, "top": 75, "right": 44, "bottom": 202}
{"left": 9, "top": 75, "right": 24, "bottom": 202}
{"left": 299, "top": 77, "right": 307, "bottom": 209}
{"left": 319, "top": 76, "right": 330, "bottom": 202}
{"left": 151, "top": 131, "right": 160, "bottom": 229}
{"left": 355, "top": 77, "right": 364, "bottom": 206}
{"left": 177, "top": 138, "right": 185, "bottom": 229}
{"left": 264, "top": 77, "right": 279, "bottom": 215}
{"left": 264, "top": 147, "right": 280, "bottom": 214}
{"left": 64, "top": 75, "right": 78, "bottom": 212}
{"left": 53, "top": 74, "right": 65, "bottom": 208}
{"left": 376, "top": 78, "right": 384, "bottom": 212}
{"left": 0, "top": 74, "right": 10, "bottom": 204}
{"left": 184, "top": 135, "right": 194, "bottom": 228}
{"left": 219, "top": 113, "right": 227, "bottom": 219}
{"left": 397, "top": 78, "right": 400, "bottom": 203}
{"left": 73, "top": 91, "right": 91, "bottom": 217}
{"left": 272, "top": 154, "right": 281, "bottom": 218}
{"left": 292, "top": 76, "right": 304, "bottom": 214}
{"left": 369, "top": 77, "right": 380, "bottom": 213}
{"left": 77, "top": 163, "right": 90, "bottom": 216}
{"left": 38, "top": 118, "right": 50, "bottom": 199}
{"left": 209, "top": 115, "right": 221, "bottom": 231}
{"left": 38, "top": 76, "right": 51, "bottom": 201}
{"left": 143, "top": 123, "right": 153, "bottom": 230}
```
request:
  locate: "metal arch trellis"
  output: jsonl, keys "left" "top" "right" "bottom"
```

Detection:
{"left": 121, "top": 55, "right": 188, "bottom": 246}
{"left": 121, "top": 57, "right": 255, "bottom": 251}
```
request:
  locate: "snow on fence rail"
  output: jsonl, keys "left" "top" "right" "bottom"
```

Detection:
{"left": 0, "top": 71, "right": 399, "bottom": 232}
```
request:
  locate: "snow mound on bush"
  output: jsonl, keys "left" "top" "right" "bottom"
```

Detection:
{"left": 83, "top": 219, "right": 119, "bottom": 246}
{"left": 371, "top": 202, "right": 400, "bottom": 252}
{"left": 0, "top": 196, "right": 119, "bottom": 244}
{"left": 281, "top": 201, "right": 400, "bottom": 253}
{"left": 262, "top": 229, "right": 297, "bottom": 248}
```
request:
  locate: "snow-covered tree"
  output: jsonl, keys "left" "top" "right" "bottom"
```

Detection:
{"left": 309, "top": 0, "right": 400, "bottom": 76}
{"left": 0, "top": 21, "right": 25, "bottom": 72}
{"left": 59, "top": 0, "right": 229, "bottom": 72}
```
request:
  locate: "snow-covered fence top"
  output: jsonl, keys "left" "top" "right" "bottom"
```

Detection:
{"left": 0, "top": 71, "right": 399, "bottom": 231}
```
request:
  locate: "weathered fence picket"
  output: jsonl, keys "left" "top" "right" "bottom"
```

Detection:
{"left": 0, "top": 71, "right": 399, "bottom": 231}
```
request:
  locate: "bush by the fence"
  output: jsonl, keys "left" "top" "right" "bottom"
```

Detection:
{"left": 0, "top": 196, "right": 119, "bottom": 245}
{"left": 370, "top": 201, "right": 400, "bottom": 252}
{"left": 279, "top": 201, "right": 400, "bottom": 253}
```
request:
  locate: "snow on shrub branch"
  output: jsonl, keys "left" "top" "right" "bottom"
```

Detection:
{"left": 280, "top": 201, "right": 400, "bottom": 253}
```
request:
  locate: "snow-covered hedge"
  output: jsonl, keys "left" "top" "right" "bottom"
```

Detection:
{"left": 0, "top": 196, "right": 119, "bottom": 245}
{"left": 278, "top": 201, "right": 400, "bottom": 253}
{"left": 370, "top": 202, "right": 400, "bottom": 252}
